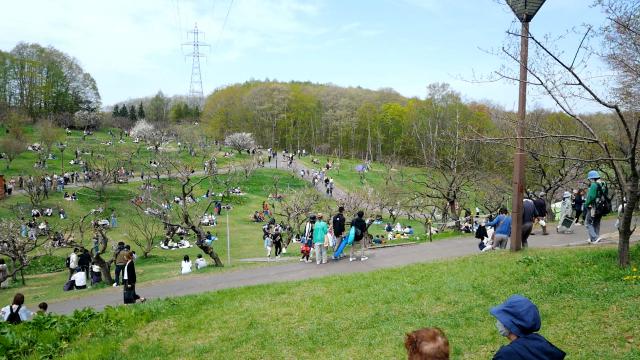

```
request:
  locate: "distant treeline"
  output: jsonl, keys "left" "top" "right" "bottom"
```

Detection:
{"left": 0, "top": 42, "right": 101, "bottom": 121}
{"left": 201, "top": 80, "right": 494, "bottom": 165}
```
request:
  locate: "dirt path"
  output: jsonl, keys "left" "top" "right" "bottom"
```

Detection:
{"left": 46, "top": 219, "right": 625, "bottom": 315}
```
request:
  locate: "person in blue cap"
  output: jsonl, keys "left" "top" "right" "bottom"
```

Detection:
{"left": 584, "top": 170, "right": 606, "bottom": 244}
{"left": 490, "top": 295, "right": 565, "bottom": 360}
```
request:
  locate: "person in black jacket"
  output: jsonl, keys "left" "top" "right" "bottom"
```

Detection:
{"left": 532, "top": 192, "right": 548, "bottom": 235}
{"left": 349, "top": 211, "right": 371, "bottom": 262}
{"left": 331, "top": 206, "right": 346, "bottom": 251}
{"left": 123, "top": 252, "right": 145, "bottom": 304}
{"left": 77, "top": 248, "right": 91, "bottom": 283}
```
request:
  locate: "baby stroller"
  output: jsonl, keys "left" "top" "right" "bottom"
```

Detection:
{"left": 556, "top": 192, "right": 575, "bottom": 234}
{"left": 556, "top": 216, "right": 575, "bottom": 234}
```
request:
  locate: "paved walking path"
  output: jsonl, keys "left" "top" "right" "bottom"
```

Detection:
{"left": 47, "top": 219, "right": 627, "bottom": 315}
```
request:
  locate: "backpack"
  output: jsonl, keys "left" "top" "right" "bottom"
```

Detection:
{"left": 65, "top": 256, "right": 71, "bottom": 268}
{"left": 6, "top": 305, "right": 22, "bottom": 324}
{"left": 594, "top": 182, "right": 612, "bottom": 217}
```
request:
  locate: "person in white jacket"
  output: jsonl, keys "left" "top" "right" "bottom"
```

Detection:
{"left": 68, "top": 248, "right": 79, "bottom": 279}
{"left": 181, "top": 255, "right": 192, "bottom": 275}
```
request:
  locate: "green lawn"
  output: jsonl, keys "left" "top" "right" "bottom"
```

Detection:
{"left": 0, "top": 126, "right": 250, "bottom": 178}
{"left": 0, "top": 168, "right": 314, "bottom": 305}
{"left": 3, "top": 246, "right": 638, "bottom": 359}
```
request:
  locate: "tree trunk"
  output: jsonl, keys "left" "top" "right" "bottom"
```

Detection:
{"left": 618, "top": 176, "right": 637, "bottom": 267}
{"left": 94, "top": 254, "right": 113, "bottom": 284}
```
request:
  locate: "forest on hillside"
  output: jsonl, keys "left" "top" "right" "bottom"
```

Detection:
{"left": 201, "top": 81, "right": 498, "bottom": 165}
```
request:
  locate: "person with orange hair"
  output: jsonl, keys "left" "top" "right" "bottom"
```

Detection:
{"left": 404, "top": 327, "right": 450, "bottom": 360}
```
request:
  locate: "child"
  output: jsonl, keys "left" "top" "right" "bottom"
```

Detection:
{"left": 405, "top": 327, "right": 450, "bottom": 360}
{"left": 181, "top": 255, "right": 192, "bottom": 274}
{"left": 37, "top": 302, "right": 48, "bottom": 315}
{"left": 195, "top": 254, "right": 207, "bottom": 270}
{"left": 90, "top": 262, "right": 102, "bottom": 285}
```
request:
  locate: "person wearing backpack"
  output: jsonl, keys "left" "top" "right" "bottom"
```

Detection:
{"left": 1, "top": 293, "right": 33, "bottom": 324}
{"left": 584, "top": 170, "right": 609, "bottom": 244}
{"left": 350, "top": 210, "right": 371, "bottom": 262}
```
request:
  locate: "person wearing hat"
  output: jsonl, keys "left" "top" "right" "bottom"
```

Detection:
{"left": 490, "top": 295, "right": 566, "bottom": 359}
{"left": 557, "top": 191, "right": 573, "bottom": 232}
{"left": 584, "top": 170, "right": 606, "bottom": 243}
{"left": 533, "top": 192, "right": 548, "bottom": 235}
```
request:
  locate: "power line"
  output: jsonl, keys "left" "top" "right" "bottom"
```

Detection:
{"left": 213, "top": 0, "right": 234, "bottom": 52}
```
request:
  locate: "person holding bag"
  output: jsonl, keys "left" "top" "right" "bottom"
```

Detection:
{"left": 123, "top": 252, "right": 145, "bottom": 304}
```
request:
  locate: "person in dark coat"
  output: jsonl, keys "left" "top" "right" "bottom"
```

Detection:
{"left": 490, "top": 295, "right": 565, "bottom": 360}
{"left": 331, "top": 206, "right": 346, "bottom": 251}
{"left": 533, "top": 192, "right": 548, "bottom": 235}
{"left": 123, "top": 252, "right": 145, "bottom": 304}
{"left": 349, "top": 211, "right": 371, "bottom": 261}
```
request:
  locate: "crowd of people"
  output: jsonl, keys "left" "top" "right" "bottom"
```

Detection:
{"left": 476, "top": 170, "right": 611, "bottom": 251}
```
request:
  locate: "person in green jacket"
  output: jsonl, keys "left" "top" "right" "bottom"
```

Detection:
{"left": 584, "top": 170, "right": 605, "bottom": 244}
{"left": 313, "top": 213, "right": 329, "bottom": 264}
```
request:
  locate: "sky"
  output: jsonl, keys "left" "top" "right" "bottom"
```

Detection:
{"left": 0, "top": 0, "right": 609, "bottom": 110}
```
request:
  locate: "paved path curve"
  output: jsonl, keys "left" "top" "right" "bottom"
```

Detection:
{"left": 47, "top": 219, "right": 623, "bottom": 315}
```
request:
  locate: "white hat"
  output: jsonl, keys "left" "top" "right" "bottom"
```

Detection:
{"left": 563, "top": 191, "right": 571, "bottom": 198}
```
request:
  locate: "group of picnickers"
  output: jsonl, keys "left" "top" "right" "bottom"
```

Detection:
{"left": 262, "top": 206, "right": 371, "bottom": 263}
{"left": 478, "top": 170, "right": 612, "bottom": 251}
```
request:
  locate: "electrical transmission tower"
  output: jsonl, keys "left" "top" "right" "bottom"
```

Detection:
{"left": 183, "top": 24, "right": 209, "bottom": 109}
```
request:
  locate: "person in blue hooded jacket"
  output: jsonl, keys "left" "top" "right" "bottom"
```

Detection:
{"left": 490, "top": 295, "right": 565, "bottom": 360}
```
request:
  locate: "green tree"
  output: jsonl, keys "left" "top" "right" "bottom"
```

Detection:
{"left": 129, "top": 105, "right": 137, "bottom": 121}
{"left": 119, "top": 104, "right": 128, "bottom": 118}
{"left": 137, "top": 102, "right": 145, "bottom": 119}
{"left": 147, "top": 91, "right": 169, "bottom": 123}
{"left": 112, "top": 104, "right": 120, "bottom": 118}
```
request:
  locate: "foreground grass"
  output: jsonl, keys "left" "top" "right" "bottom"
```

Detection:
{"left": 6, "top": 246, "right": 637, "bottom": 359}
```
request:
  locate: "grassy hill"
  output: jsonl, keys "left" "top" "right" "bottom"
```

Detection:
{"left": 2, "top": 246, "right": 638, "bottom": 359}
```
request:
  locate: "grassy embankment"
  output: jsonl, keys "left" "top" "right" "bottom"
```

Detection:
{"left": 2, "top": 246, "right": 638, "bottom": 359}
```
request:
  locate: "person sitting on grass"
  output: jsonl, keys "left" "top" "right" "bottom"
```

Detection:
{"left": 1, "top": 293, "right": 33, "bottom": 324}
{"left": 404, "top": 226, "right": 414, "bottom": 235}
{"left": 372, "top": 234, "right": 384, "bottom": 245}
{"left": 490, "top": 295, "right": 565, "bottom": 360}
{"left": 70, "top": 267, "right": 87, "bottom": 290}
{"left": 181, "top": 255, "right": 192, "bottom": 275}
{"left": 404, "top": 327, "right": 450, "bottom": 360}
{"left": 195, "top": 254, "right": 207, "bottom": 270}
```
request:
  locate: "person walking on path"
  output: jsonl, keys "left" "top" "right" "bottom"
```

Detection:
{"left": 486, "top": 208, "right": 512, "bottom": 249}
{"left": 490, "top": 295, "right": 566, "bottom": 360}
{"left": 585, "top": 170, "right": 607, "bottom": 244}
{"left": 522, "top": 198, "right": 536, "bottom": 248}
{"left": 532, "top": 192, "right": 548, "bottom": 235}
{"left": 123, "top": 252, "right": 145, "bottom": 304}
{"left": 300, "top": 215, "right": 315, "bottom": 263}
{"left": 313, "top": 213, "right": 329, "bottom": 264}
{"left": 350, "top": 211, "right": 371, "bottom": 261}
{"left": 332, "top": 206, "right": 346, "bottom": 251}
{"left": 111, "top": 242, "right": 128, "bottom": 287}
